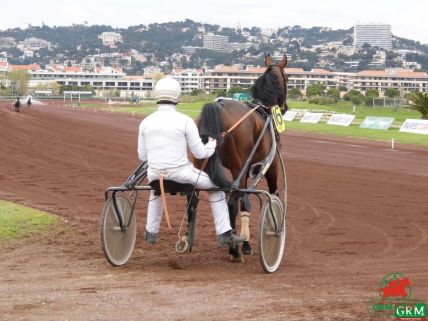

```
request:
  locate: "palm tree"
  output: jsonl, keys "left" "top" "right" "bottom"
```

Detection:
{"left": 406, "top": 92, "right": 428, "bottom": 119}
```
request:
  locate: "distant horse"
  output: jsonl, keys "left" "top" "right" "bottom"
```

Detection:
{"left": 196, "top": 54, "right": 289, "bottom": 261}
{"left": 14, "top": 99, "right": 23, "bottom": 112}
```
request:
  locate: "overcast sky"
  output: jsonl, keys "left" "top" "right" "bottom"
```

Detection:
{"left": 1, "top": 0, "right": 427, "bottom": 43}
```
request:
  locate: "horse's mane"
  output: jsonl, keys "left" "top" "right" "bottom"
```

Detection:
{"left": 251, "top": 67, "right": 282, "bottom": 107}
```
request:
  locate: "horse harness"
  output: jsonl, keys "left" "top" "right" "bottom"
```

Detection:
{"left": 245, "top": 100, "right": 281, "bottom": 142}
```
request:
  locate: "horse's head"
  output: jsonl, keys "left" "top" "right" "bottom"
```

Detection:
{"left": 251, "top": 53, "right": 289, "bottom": 114}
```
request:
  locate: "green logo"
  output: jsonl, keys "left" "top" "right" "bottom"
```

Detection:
{"left": 395, "top": 303, "right": 426, "bottom": 318}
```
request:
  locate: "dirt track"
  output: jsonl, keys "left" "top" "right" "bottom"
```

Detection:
{"left": 0, "top": 103, "right": 427, "bottom": 321}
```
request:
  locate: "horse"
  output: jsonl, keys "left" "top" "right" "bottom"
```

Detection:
{"left": 14, "top": 99, "right": 23, "bottom": 112}
{"left": 196, "top": 54, "right": 289, "bottom": 261}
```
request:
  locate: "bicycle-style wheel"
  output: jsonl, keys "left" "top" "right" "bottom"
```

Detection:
{"left": 100, "top": 195, "right": 136, "bottom": 266}
{"left": 258, "top": 194, "right": 286, "bottom": 273}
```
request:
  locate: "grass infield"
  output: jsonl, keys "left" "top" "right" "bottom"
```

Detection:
{"left": 0, "top": 199, "right": 58, "bottom": 241}
{"left": 65, "top": 99, "right": 427, "bottom": 146}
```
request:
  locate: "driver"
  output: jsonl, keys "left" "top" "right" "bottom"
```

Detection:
{"left": 137, "top": 76, "right": 245, "bottom": 248}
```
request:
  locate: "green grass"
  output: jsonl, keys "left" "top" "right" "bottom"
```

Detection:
{"left": 0, "top": 199, "right": 58, "bottom": 241}
{"left": 285, "top": 122, "right": 428, "bottom": 146}
{"left": 286, "top": 101, "right": 428, "bottom": 145}
{"left": 67, "top": 99, "right": 427, "bottom": 146}
{"left": 74, "top": 100, "right": 208, "bottom": 118}
{"left": 289, "top": 101, "right": 419, "bottom": 124}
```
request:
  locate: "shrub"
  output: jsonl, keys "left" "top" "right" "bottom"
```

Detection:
{"left": 306, "top": 84, "right": 325, "bottom": 97}
{"left": 350, "top": 95, "right": 363, "bottom": 105}
{"left": 288, "top": 88, "right": 303, "bottom": 99}
{"left": 308, "top": 95, "right": 337, "bottom": 105}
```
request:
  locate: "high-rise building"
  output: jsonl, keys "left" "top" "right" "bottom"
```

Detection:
{"left": 203, "top": 33, "right": 230, "bottom": 52}
{"left": 354, "top": 23, "right": 392, "bottom": 50}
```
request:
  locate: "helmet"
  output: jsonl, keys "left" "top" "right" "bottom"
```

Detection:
{"left": 154, "top": 76, "right": 181, "bottom": 104}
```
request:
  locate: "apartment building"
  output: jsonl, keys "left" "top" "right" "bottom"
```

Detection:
{"left": 350, "top": 69, "right": 428, "bottom": 93}
{"left": 354, "top": 23, "right": 392, "bottom": 50}
{"left": 202, "top": 65, "right": 340, "bottom": 93}
{"left": 203, "top": 33, "right": 230, "bottom": 52}
{"left": 171, "top": 68, "right": 203, "bottom": 93}
{"left": 4, "top": 60, "right": 428, "bottom": 98}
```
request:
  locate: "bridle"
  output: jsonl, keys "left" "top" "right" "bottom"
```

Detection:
{"left": 270, "top": 64, "right": 288, "bottom": 111}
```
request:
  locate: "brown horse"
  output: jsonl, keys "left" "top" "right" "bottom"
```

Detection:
{"left": 196, "top": 54, "right": 289, "bottom": 261}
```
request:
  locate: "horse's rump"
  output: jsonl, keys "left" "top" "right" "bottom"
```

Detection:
{"left": 198, "top": 100, "right": 277, "bottom": 189}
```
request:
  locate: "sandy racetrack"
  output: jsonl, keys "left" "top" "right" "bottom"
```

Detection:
{"left": 0, "top": 103, "right": 427, "bottom": 320}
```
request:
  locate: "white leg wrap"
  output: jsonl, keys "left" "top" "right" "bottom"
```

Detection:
{"left": 240, "top": 211, "right": 250, "bottom": 241}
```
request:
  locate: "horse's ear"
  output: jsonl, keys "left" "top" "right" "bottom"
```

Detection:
{"left": 278, "top": 54, "right": 288, "bottom": 69}
{"left": 264, "top": 54, "right": 273, "bottom": 67}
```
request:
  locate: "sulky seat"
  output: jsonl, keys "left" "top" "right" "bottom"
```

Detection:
{"left": 149, "top": 180, "right": 195, "bottom": 196}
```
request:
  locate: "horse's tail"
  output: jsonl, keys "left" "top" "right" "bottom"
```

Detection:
{"left": 198, "top": 103, "right": 230, "bottom": 188}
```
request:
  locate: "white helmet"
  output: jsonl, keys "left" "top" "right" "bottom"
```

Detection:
{"left": 154, "top": 76, "right": 181, "bottom": 104}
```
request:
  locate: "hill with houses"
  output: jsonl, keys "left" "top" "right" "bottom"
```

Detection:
{"left": 0, "top": 19, "right": 427, "bottom": 74}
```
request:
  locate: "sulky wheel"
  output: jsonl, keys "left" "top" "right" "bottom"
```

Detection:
{"left": 258, "top": 194, "right": 286, "bottom": 273}
{"left": 100, "top": 195, "right": 136, "bottom": 266}
{"left": 175, "top": 235, "right": 189, "bottom": 254}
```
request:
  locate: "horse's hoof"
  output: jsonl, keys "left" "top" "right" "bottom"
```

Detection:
{"left": 229, "top": 254, "right": 245, "bottom": 263}
{"left": 228, "top": 246, "right": 244, "bottom": 263}
{"left": 242, "top": 241, "right": 253, "bottom": 255}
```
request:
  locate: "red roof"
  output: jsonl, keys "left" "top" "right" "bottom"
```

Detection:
{"left": 356, "top": 69, "right": 428, "bottom": 78}
{"left": 10, "top": 64, "right": 41, "bottom": 71}
{"left": 311, "top": 68, "right": 333, "bottom": 74}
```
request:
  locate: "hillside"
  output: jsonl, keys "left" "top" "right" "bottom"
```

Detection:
{"left": 0, "top": 19, "right": 427, "bottom": 72}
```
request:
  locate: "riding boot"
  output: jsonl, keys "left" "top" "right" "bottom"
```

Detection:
{"left": 144, "top": 230, "right": 158, "bottom": 244}
{"left": 217, "top": 230, "right": 245, "bottom": 247}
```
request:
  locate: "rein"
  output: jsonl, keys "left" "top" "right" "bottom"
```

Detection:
{"left": 223, "top": 105, "right": 262, "bottom": 135}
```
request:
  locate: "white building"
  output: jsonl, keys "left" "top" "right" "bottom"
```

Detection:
{"left": 143, "top": 66, "right": 161, "bottom": 75}
{"left": 354, "top": 23, "right": 392, "bottom": 50}
{"left": 230, "top": 42, "right": 257, "bottom": 52}
{"left": 182, "top": 46, "right": 203, "bottom": 54}
{"left": 17, "top": 37, "right": 52, "bottom": 51}
{"left": 0, "top": 37, "right": 16, "bottom": 48}
{"left": 203, "top": 33, "right": 230, "bottom": 52}
{"left": 171, "top": 68, "right": 203, "bottom": 93}
{"left": 4, "top": 63, "right": 428, "bottom": 99}
{"left": 98, "top": 32, "right": 123, "bottom": 47}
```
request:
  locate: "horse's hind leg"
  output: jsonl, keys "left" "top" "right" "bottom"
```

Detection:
{"left": 240, "top": 194, "right": 253, "bottom": 255}
{"left": 185, "top": 191, "right": 199, "bottom": 251}
{"left": 227, "top": 191, "right": 244, "bottom": 262}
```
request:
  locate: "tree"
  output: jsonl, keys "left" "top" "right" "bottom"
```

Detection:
{"left": 212, "top": 89, "right": 226, "bottom": 97}
{"left": 406, "top": 92, "right": 428, "bottom": 119}
{"left": 326, "top": 88, "right": 340, "bottom": 100}
{"left": 338, "top": 85, "right": 348, "bottom": 92}
{"left": 189, "top": 89, "right": 205, "bottom": 96}
{"left": 384, "top": 87, "right": 400, "bottom": 98}
{"left": 365, "top": 89, "right": 379, "bottom": 98}
{"left": 227, "top": 86, "right": 247, "bottom": 96}
{"left": 350, "top": 95, "right": 363, "bottom": 105}
{"left": 288, "top": 87, "right": 302, "bottom": 99}
{"left": 8, "top": 70, "right": 30, "bottom": 96}
{"left": 306, "top": 84, "right": 325, "bottom": 97}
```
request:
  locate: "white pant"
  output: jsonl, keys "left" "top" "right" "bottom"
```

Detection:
{"left": 146, "top": 164, "right": 231, "bottom": 235}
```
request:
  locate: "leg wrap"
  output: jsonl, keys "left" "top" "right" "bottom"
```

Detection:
{"left": 240, "top": 211, "right": 250, "bottom": 241}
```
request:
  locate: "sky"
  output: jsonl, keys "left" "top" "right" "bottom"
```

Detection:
{"left": 1, "top": 0, "right": 427, "bottom": 43}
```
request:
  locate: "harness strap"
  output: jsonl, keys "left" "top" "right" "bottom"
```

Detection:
{"left": 159, "top": 175, "right": 172, "bottom": 229}
{"left": 225, "top": 105, "right": 261, "bottom": 134}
